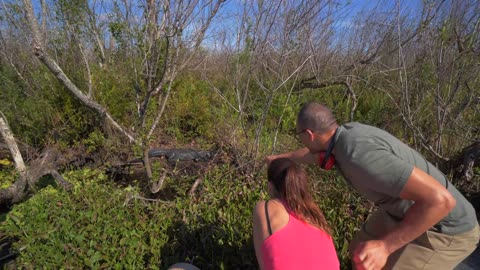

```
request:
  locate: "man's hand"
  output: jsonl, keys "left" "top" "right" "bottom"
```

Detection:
{"left": 353, "top": 240, "right": 390, "bottom": 270}
{"left": 263, "top": 148, "right": 318, "bottom": 166}
{"left": 264, "top": 155, "right": 275, "bottom": 166}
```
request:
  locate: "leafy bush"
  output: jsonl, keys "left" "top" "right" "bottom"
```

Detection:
{"left": 93, "top": 66, "right": 136, "bottom": 126}
{"left": 1, "top": 163, "right": 368, "bottom": 269}
{"left": 2, "top": 169, "right": 173, "bottom": 269}
{"left": 162, "top": 75, "right": 218, "bottom": 143}
{"left": 82, "top": 130, "right": 106, "bottom": 154}
{"left": 0, "top": 166, "right": 17, "bottom": 190}
{"left": 160, "top": 164, "right": 262, "bottom": 269}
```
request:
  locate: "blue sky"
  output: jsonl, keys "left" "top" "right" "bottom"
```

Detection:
{"left": 25, "top": 0, "right": 426, "bottom": 50}
{"left": 29, "top": 0, "right": 424, "bottom": 28}
{"left": 339, "top": 0, "right": 423, "bottom": 24}
{"left": 200, "top": 0, "right": 426, "bottom": 49}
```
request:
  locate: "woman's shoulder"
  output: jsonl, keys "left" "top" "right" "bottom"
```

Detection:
{"left": 254, "top": 199, "right": 289, "bottom": 215}
{"left": 254, "top": 199, "right": 289, "bottom": 235}
{"left": 254, "top": 199, "right": 286, "bottom": 213}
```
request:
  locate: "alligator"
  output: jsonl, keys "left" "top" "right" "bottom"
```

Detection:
{"left": 148, "top": 148, "right": 214, "bottom": 162}
{"left": 128, "top": 148, "right": 214, "bottom": 164}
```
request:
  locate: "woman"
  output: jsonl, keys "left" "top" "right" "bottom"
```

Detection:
{"left": 253, "top": 158, "right": 339, "bottom": 270}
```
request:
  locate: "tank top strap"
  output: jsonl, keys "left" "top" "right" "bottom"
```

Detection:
{"left": 265, "top": 200, "right": 273, "bottom": 236}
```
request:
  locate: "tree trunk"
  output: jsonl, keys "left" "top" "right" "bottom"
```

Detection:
{"left": 21, "top": 0, "right": 135, "bottom": 143}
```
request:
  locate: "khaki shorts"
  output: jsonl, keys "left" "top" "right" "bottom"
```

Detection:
{"left": 350, "top": 209, "right": 480, "bottom": 270}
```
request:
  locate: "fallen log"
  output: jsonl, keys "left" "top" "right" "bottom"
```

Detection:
{"left": 0, "top": 113, "right": 72, "bottom": 209}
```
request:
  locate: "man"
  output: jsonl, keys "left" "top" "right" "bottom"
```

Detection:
{"left": 265, "top": 102, "right": 479, "bottom": 270}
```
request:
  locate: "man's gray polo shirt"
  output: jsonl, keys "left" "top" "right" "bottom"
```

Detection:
{"left": 333, "top": 122, "right": 477, "bottom": 235}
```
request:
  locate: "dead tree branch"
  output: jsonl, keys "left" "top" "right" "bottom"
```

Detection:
{"left": 300, "top": 78, "right": 357, "bottom": 121}
{"left": 188, "top": 178, "right": 203, "bottom": 197}
{"left": 21, "top": 0, "right": 135, "bottom": 143}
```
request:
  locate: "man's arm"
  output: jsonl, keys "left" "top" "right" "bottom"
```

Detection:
{"left": 383, "top": 166, "right": 456, "bottom": 252}
{"left": 265, "top": 147, "right": 317, "bottom": 165}
{"left": 353, "top": 166, "right": 456, "bottom": 269}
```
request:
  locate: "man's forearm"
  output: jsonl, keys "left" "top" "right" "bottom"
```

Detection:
{"left": 269, "top": 147, "right": 315, "bottom": 165}
{"left": 381, "top": 200, "right": 453, "bottom": 254}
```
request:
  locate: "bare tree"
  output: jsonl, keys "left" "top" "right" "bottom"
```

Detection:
{"left": 203, "top": 0, "right": 338, "bottom": 174}
{"left": 124, "top": 0, "right": 225, "bottom": 190}
{"left": 21, "top": 0, "right": 135, "bottom": 143}
{"left": 16, "top": 0, "right": 225, "bottom": 192}
{"left": 384, "top": 0, "right": 480, "bottom": 163}
{"left": 3, "top": 0, "right": 477, "bottom": 190}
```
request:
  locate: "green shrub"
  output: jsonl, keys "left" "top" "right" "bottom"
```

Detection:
{"left": 82, "top": 130, "right": 106, "bottom": 154}
{"left": 93, "top": 66, "right": 136, "bottom": 126}
{"left": 160, "top": 164, "right": 263, "bottom": 269}
{"left": 162, "top": 75, "right": 218, "bottom": 143}
{"left": 0, "top": 166, "right": 17, "bottom": 190}
{"left": 1, "top": 164, "right": 367, "bottom": 269}
{"left": 1, "top": 169, "right": 174, "bottom": 269}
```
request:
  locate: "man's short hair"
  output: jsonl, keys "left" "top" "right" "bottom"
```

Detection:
{"left": 297, "top": 102, "right": 337, "bottom": 133}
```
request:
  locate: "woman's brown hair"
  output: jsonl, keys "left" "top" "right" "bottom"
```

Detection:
{"left": 267, "top": 158, "right": 331, "bottom": 235}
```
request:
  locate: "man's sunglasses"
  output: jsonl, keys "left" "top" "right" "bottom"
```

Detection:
{"left": 294, "top": 129, "right": 307, "bottom": 141}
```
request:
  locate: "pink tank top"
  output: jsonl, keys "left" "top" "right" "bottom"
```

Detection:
{"left": 261, "top": 202, "right": 340, "bottom": 270}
